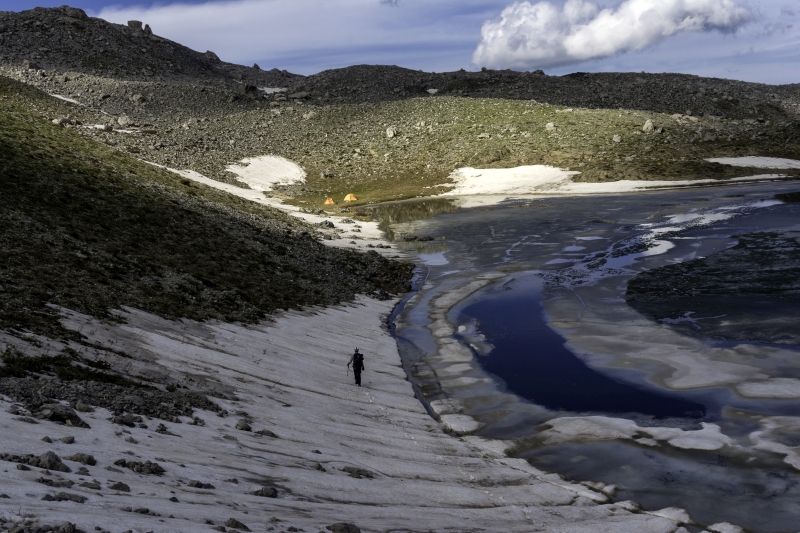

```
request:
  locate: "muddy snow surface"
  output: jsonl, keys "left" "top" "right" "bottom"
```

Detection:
{"left": 390, "top": 178, "right": 800, "bottom": 533}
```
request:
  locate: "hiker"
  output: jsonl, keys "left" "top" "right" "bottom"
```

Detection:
{"left": 347, "top": 348, "right": 365, "bottom": 387}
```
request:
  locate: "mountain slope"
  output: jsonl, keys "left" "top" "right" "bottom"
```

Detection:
{"left": 0, "top": 75, "right": 411, "bottom": 340}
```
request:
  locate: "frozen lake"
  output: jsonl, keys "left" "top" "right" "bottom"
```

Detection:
{"left": 376, "top": 179, "right": 800, "bottom": 532}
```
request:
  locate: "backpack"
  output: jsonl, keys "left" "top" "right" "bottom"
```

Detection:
{"left": 353, "top": 352, "right": 364, "bottom": 368}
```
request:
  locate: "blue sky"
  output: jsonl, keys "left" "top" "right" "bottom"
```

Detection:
{"left": 6, "top": 0, "right": 799, "bottom": 84}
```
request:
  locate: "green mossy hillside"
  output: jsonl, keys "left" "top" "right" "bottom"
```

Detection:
{"left": 0, "top": 77, "right": 412, "bottom": 339}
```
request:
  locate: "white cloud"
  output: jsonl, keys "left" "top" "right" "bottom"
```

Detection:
{"left": 95, "top": 0, "right": 503, "bottom": 74}
{"left": 472, "top": 0, "right": 755, "bottom": 69}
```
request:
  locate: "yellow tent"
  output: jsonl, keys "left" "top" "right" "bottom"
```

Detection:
{"left": 343, "top": 193, "right": 358, "bottom": 202}
{"left": 324, "top": 197, "right": 336, "bottom": 205}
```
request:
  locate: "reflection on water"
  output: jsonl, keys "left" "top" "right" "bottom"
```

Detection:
{"left": 358, "top": 197, "right": 459, "bottom": 241}
{"left": 460, "top": 275, "right": 706, "bottom": 418}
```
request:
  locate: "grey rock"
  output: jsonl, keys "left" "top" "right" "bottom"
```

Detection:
{"left": 22, "top": 59, "right": 39, "bottom": 70}
{"left": 35, "top": 403, "right": 89, "bottom": 428}
{"left": 288, "top": 91, "right": 309, "bottom": 99}
{"left": 386, "top": 126, "right": 396, "bottom": 138}
{"left": 613, "top": 134, "right": 622, "bottom": 143}
{"left": 256, "top": 429, "right": 279, "bottom": 438}
{"left": 79, "top": 481, "right": 101, "bottom": 490}
{"left": 143, "top": 24, "right": 152, "bottom": 35}
{"left": 60, "top": 436, "right": 75, "bottom": 444}
{"left": 47, "top": 492, "right": 87, "bottom": 503}
{"left": 131, "top": 94, "right": 146, "bottom": 104}
{"left": 37, "top": 476, "right": 74, "bottom": 488}
{"left": 63, "top": 7, "right": 87, "bottom": 19}
{"left": 16, "top": 464, "right": 30, "bottom": 471}
{"left": 342, "top": 466, "right": 374, "bottom": 479}
{"left": 127, "top": 20, "right": 143, "bottom": 31}
{"left": 109, "top": 481, "right": 130, "bottom": 492}
{"left": 326, "top": 523, "right": 360, "bottom": 533}
{"left": 225, "top": 518, "right": 250, "bottom": 531}
{"left": 114, "top": 459, "right": 165, "bottom": 475}
{"left": 643, "top": 119, "right": 654, "bottom": 133}
{"left": 253, "top": 486, "right": 278, "bottom": 498}
{"left": 74, "top": 400, "right": 93, "bottom": 413}
{"left": 235, "top": 419, "right": 251, "bottom": 431}
{"left": 545, "top": 122, "right": 556, "bottom": 132}
{"left": 314, "top": 462, "right": 326, "bottom": 472}
{"left": 38, "top": 451, "right": 71, "bottom": 472}
{"left": 66, "top": 453, "right": 96, "bottom": 465}
{"left": 187, "top": 480, "right": 215, "bottom": 489}
{"left": 117, "top": 116, "right": 132, "bottom": 128}
{"left": 42, "top": 436, "right": 53, "bottom": 443}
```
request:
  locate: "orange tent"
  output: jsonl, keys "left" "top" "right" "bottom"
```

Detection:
{"left": 324, "top": 197, "right": 336, "bottom": 205}
{"left": 343, "top": 193, "right": 358, "bottom": 202}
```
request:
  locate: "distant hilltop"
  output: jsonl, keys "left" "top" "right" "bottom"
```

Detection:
{"left": 0, "top": 5, "right": 798, "bottom": 120}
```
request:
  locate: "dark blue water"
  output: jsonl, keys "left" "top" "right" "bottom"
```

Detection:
{"left": 461, "top": 289, "right": 707, "bottom": 419}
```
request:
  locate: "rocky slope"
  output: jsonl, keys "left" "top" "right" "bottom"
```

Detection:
{"left": 1, "top": 6, "right": 799, "bottom": 207}
{"left": 0, "top": 74, "right": 411, "bottom": 341}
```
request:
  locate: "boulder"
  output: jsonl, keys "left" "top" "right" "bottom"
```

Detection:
{"left": 35, "top": 403, "right": 89, "bottom": 428}
{"left": 117, "top": 116, "right": 132, "bottom": 128}
{"left": 62, "top": 7, "right": 88, "bottom": 19}
{"left": 643, "top": 119, "right": 654, "bottom": 133}
{"left": 342, "top": 466, "right": 374, "bottom": 479}
{"left": 253, "top": 487, "right": 278, "bottom": 498}
{"left": 386, "top": 126, "right": 396, "bottom": 138}
{"left": 288, "top": 91, "right": 309, "bottom": 99}
{"left": 127, "top": 20, "right": 143, "bottom": 30}
{"left": 225, "top": 518, "right": 250, "bottom": 531}
{"left": 235, "top": 419, "right": 252, "bottom": 431}
{"left": 143, "top": 24, "right": 152, "bottom": 35}
{"left": 38, "top": 451, "right": 71, "bottom": 473}
{"left": 545, "top": 122, "right": 556, "bottom": 132}
{"left": 22, "top": 60, "right": 39, "bottom": 70}
{"left": 613, "top": 135, "right": 622, "bottom": 143}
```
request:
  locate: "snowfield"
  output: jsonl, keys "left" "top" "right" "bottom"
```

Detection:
{"left": 0, "top": 298, "right": 694, "bottom": 533}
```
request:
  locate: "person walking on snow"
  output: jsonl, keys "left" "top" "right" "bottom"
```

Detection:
{"left": 347, "top": 348, "right": 365, "bottom": 386}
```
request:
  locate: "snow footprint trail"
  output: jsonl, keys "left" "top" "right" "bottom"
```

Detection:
{"left": 0, "top": 298, "right": 690, "bottom": 533}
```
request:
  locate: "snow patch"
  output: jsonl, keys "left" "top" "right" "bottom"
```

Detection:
{"left": 439, "top": 165, "right": 790, "bottom": 199}
{"left": 737, "top": 378, "right": 800, "bottom": 399}
{"left": 50, "top": 94, "right": 81, "bottom": 105}
{"left": 225, "top": 155, "right": 306, "bottom": 192}
{"left": 539, "top": 416, "right": 733, "bottom": 451}
{"left": 706, "top": 157, "right": 800, "bottom": 169}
